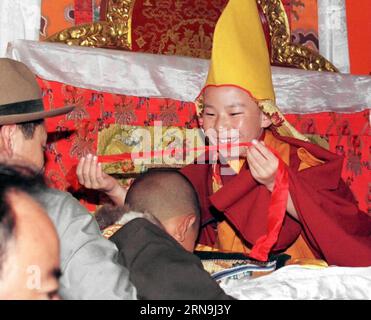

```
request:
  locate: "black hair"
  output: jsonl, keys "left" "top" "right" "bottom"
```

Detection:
{"left": 17, "top": 119, "right": 45, "bottom": 139}
{"left": 0, "top": 163, "right": 46, "bottom": 276}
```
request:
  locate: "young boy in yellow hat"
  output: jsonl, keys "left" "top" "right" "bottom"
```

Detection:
{"left": 181, "top": 0, "right": 371, "bottom": 266}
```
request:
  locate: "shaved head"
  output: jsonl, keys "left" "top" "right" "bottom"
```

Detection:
{"left": 125, "top": 169, "right": 200, "bottom": 223}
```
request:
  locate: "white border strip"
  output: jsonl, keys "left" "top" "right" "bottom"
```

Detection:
{"left": 6, "top": 40, "right": 371, "bottom": 113}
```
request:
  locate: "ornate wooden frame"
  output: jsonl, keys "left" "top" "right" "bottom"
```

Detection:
{"left": 47, "top": 0, "right": 338, "bottom": 72}
{"left": 257, "top": 0, "right": 337, "bottom": 72}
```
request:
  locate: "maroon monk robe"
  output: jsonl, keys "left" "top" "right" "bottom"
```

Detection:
{"left": 181, "top": 129, "right": 371, "bottom": 267}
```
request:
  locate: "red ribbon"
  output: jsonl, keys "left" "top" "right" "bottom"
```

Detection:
{"left": 248, "top": 155, "right": 289, "bottom": 261}
{"left": 96, "top": 142, "right": 253, "bottom": 162}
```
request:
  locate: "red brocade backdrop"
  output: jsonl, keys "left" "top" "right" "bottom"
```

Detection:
{"left": 37, "top": 78, "right": 370, "bottom": 214}
{"left": 41, "top": 1, "right": 371, "bottom": 75}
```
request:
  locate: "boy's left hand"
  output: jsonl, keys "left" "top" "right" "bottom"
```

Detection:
{"left": 246, "top": 140, "right": 279, "bottom": 192}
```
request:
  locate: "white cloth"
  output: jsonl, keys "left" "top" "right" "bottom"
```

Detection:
{"left": 318, "top": 0, "right": 350, "bottom": 73}
{"left": 220, "top": 265, "right": 371, "bottom": 300}
{"left": 0, "top": 0, "right": 41, "bottom": 58}
{"left": 6, "top": 40, "right": 371, "bottom": 113}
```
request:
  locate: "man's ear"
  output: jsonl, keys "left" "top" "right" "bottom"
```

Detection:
{"left": 0, "top": 125, "right": 17, "bottom": 157}
{"left": 174, "top": 214, "right": 197, "bottom": 243}
{"left": 260, "top": 113, "right": 272, "bottom": 129}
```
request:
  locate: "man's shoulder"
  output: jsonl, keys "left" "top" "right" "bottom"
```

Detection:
{"left": 35, "top": 187, "right": 79, "bottom": 206}
{"left": 33, "top": 187, "right": 92, "bottom": 224}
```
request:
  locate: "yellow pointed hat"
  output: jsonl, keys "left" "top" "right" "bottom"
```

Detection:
{"left": 201, "top": 0, "right": 308, "bottom": 141}
{"left": 206, "top": 0, "right": 274, "bottom": 101}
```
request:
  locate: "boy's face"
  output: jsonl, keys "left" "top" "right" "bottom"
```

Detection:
{"left": 202, "top": 86, "right": 270, "bottom": 157}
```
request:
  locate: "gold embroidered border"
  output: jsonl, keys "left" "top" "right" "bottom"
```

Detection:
{"left": 105, "top": 0, "right": 135, "bottom": 47}
{"left": 98, "top": 124, "right": 205, "bottom": 174}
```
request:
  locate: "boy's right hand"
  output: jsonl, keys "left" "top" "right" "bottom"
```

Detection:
{"left": 76, "top": 154, "right": 127, "bottom": 206}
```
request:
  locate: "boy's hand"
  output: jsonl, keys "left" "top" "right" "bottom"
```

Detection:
{"left": 76, "top": 154, "right": 127, "bottom": 205}
{"left": 246, "top": 140, "right": 279, "bottom": 192}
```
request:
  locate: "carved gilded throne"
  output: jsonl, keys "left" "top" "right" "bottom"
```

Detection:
{"left": 47, "top": 0, "right": 337, "bottom": 72}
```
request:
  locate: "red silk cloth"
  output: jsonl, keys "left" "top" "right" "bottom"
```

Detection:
{"left": 37, "top": 78, "right": 370, "bottom": 214}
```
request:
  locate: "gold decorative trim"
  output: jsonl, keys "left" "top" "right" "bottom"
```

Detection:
{"left": 102, "top": 224, "right": 123, "bottom": 239}
{"left": 47, "top": 0, "right": 135, "bottom": 49}
{"left": 257, "top": 0, "right": 338, "bottom": 72}
{"left": 47, "top": 21, "right": 130, "bottom": 49}
{"left": 47, "top": 0, "right": 337, "bottom": 72}
{"left": 258, "top": 99, "right": 309, "bottom": 142}
{"left": 105, "top": 0, "right": 135, "bottom": 47}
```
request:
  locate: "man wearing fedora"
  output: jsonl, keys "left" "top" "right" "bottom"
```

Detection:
{"left": 0, "top": 58, "right": 137, "bottom": 299}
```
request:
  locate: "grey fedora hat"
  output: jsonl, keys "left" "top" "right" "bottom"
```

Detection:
{"left": 0, "top": 58, "right": 74, "bottom": 126}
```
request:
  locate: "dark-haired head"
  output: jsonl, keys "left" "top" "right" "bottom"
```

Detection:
{"left": 0, "top": 163, "right": 46, "bottom": 276}
{"left": 0, "top": 119, "right": 47, "bottom": 172}
{"left": 0, "top": 162, "right": 61, "bottom": 300}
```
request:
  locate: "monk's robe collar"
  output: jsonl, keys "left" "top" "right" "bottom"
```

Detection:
{"left": 269, "top": 128, "right": 343, "bottom": 191}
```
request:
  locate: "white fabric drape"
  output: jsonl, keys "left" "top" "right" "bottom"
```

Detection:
{"left": 221, "top": 265, "right": 371, "bottom": 300}
{"left": 6, "top": 40, "right": 371, "bottom": 113}
{"left": 318, "top": 0, "right": 350, "bottom": 73}
{"left": 0, "top": 0, "right": 41, "bottom": 58}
